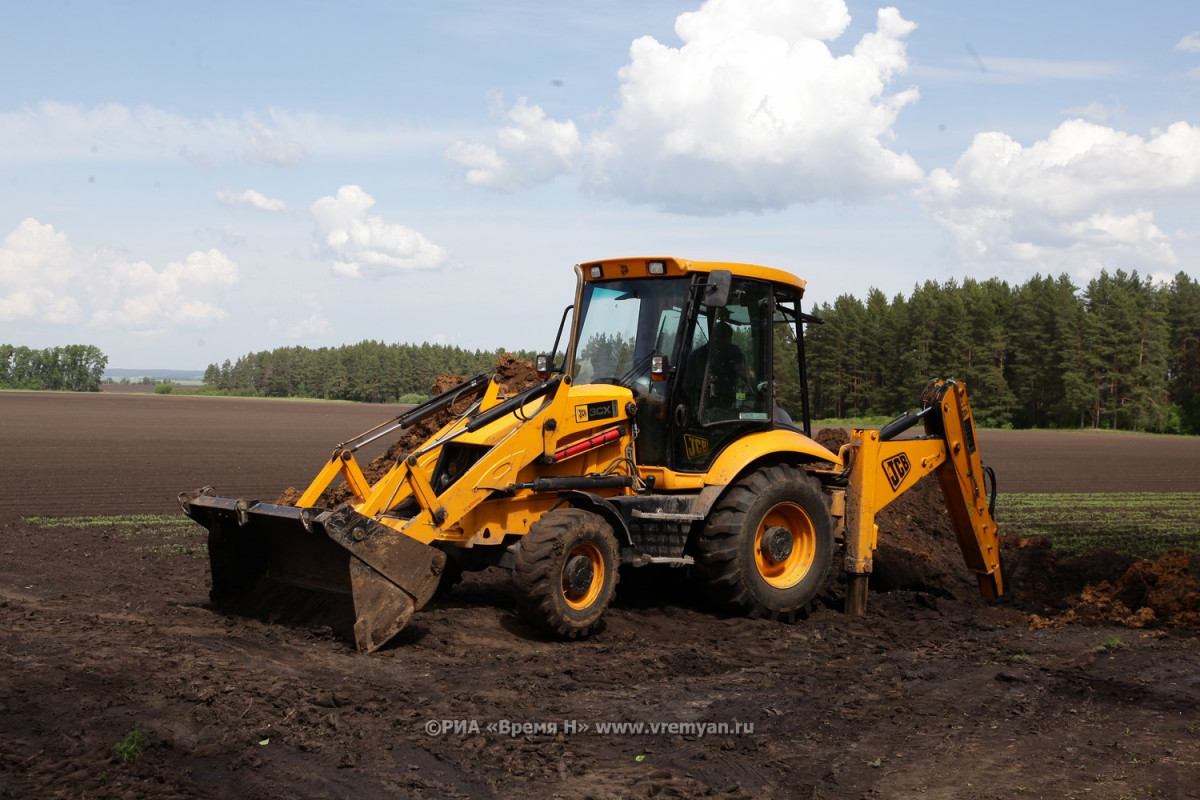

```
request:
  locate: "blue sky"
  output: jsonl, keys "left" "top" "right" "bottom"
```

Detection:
{"left": 2, "top": 0, "right": 1199, "bottom": 369}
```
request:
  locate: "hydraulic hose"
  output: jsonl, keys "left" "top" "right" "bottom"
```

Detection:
{"left": 465, "top": 376, "right": 563, "bottom": 432}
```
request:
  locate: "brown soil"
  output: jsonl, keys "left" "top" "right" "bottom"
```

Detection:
{"left": 1, "top": 390, "right": 1198, "bottom": 798}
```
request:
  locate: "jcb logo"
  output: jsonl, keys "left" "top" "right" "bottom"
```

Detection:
{"left": 882, "top": 453, "right": 911, "bottom": 492}
{"left": 684, "top": 434, "right": 709, "bottom": 459}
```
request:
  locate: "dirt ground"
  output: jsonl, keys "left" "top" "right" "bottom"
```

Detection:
{"left": 2, "top": 388, "right": 1199, "bottom": 799}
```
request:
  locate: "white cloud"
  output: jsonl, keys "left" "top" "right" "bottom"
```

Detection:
{"left": 919, "top": 120, "right": 1200, "bottom": 278}
{"left": 449, "top": 0, "right": 923, "bottom": 213}
{"left": 0, "top": 218, "right": 239, "bottom": 328}
{"left": 0, "top": 218, "right": 75, "bottom": 281}
{"left": 1176, "top": 32, "right": 1200, "bottom": 53}
{"left": 447, "top": 98, "right": 581, "bottom": 191}
{"left": 88, "top": 248, "right": 240, "bottom": 327}
{"left": 310, "top": 185, "right": 448, "bottom": 277}
{"left": 282, "top": 295, "right": 334, "bottom": 338}
{"left": 217, "top": 188, "right": 287, "bottom": 212}
{"left": 0, "top": 287, "right": 82, "bottom": 324}
{"left": 242, "top": 119, "right": 309, "bottom": 167}
{"left": 0, "top": 219, "right": 83, "bottom": 323}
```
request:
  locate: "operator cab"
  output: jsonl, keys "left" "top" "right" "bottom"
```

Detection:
{"left": 562, "top": 257, "right": 811, "bottom": 472}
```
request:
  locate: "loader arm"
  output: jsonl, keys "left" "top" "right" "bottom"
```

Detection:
{"left": 180, "top": 372, "right": 626, "bottom": 653}
{"left": 840, "top": 379, "right": 1004, "bottom": 615}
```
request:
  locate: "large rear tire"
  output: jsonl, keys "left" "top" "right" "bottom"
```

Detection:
{"left": 513, "top": 508, "right": 620, "bottom": 638}
{"left": 697, "top": 465, "right": 834, "bottom": 620}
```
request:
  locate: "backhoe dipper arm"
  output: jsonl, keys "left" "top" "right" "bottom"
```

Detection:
{"left": 841, "top": 379, "right": 1004, "bottom": 615}
{"left": 921, "top": 379, "right": 1005, "bottom": 600}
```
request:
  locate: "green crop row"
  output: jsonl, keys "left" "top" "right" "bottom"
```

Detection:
{"left": 995, "top": 492, "right": 1200, "bottom": 557}
{"left": 24, "top": 514, "right": 206, "bottom": 557}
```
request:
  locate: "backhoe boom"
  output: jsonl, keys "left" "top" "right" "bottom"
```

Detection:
{"left": 840, "top": 379, "right": 1004, "bottom": 614}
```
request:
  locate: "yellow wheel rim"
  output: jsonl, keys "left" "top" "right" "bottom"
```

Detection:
{"left": 753, "top": 502, "right": 816, "bottom": 589}
{"left": 562, "top": 541, "right": 606, "bottom": 610}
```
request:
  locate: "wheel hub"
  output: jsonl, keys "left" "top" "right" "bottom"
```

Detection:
{"left": 761, "top": 526, "right": 793, "bottom": 563}
{"left": 564, "top": 554, "right": 595, "bottom": 596}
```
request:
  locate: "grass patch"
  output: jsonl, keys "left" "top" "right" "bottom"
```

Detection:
{"left": 24, "top": 514, "right": 206, "bottom": 557}
{"left": 813, "top": 415, "right": 892, "bottom": 428}
{"left": 111, "top": 729, "right": 146, "bottom": 763}
{"left": 164, "top": 385, "right": 370, "bottom": 403}
{"left": 996, "top": 492, "right": 1200, "bottom": 557}
{"left": 25, "top": 513, "right": 188, "bottom": 529}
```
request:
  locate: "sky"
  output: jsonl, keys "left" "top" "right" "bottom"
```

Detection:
{"left": 2, "top": 0, "right": 1199, "bottom": 370}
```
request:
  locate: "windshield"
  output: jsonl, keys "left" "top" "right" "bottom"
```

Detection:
{"left": 572, "top": 278, "right": 689, "bottom": 386}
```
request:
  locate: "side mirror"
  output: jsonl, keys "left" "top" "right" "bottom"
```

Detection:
{"left": 704, "top": 270, "right": 732, "bottom": 308}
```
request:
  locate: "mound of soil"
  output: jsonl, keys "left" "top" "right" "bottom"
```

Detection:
{"left": 872, "top": 476, "right": 980, "bottom": 603}
{"left": 875, "top": 483, "right": 1200, "bottom": 629}
{"left": 492, "top": 351, "right": 541, "bottom": 394}
{"left": 1024, "top": 547, "right": 1200, "bottom": 629}
{"left": 812, "top": 426, "right": 849, "bottom": 455}
{"left": 876, "top": 486, "right": 1200, "bottom": 630}
{"left": 277, "top": 354, "right": 542, "bottom": 509}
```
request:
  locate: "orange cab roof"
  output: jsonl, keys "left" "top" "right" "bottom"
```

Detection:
{"left": 579, "top": 257, "right": 806, "bottom": 296}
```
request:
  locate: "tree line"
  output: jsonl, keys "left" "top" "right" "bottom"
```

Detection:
{"left": 201, "top": 269, "right": 1200, "bottom": 434}
{"left": 0, "top": 344, "right": 108, "bottom": 392}
{"left": 203, "top": 341, "right": 537, "bottom": 404}
{"left": 803, "top": 270, "right": 1200, "bottom": 434}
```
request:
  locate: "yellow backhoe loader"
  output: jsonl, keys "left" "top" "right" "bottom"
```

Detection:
{"left": 181, "top": 257, "right": 1005, "bottom": 652}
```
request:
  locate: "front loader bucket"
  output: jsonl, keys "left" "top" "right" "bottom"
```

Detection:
{"left": 179, "top": 488, "right": 445, "bottom": 653}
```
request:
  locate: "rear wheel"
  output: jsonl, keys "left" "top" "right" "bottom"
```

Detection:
{"left": 513, "top": 508, "right": 620, "bottom": 638}
{"left": 697, "top": 465, "right": 833, "bottom": 620}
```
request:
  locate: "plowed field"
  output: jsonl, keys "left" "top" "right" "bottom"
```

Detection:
{"left": 2, "top": 391, "right": 1198, "bottom": 799}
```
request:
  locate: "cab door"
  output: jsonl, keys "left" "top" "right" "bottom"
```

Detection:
{"left": 669, "top": 276, "right": 773, "bottom": 471}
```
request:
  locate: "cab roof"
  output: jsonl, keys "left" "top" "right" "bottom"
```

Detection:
{"left": 579, "top": 257, "right": 806, "bottom": 297}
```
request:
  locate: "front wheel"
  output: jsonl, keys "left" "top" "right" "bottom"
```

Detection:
{"left": 513, "top": 508, "right": 620, "bottom": 638}
{"left": 696, "top": 465, "right": 834, "bottom": 620}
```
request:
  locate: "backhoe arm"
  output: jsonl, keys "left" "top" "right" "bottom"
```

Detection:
{"left": 841, "top": 379, "right": 1004, "bottom": 615}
